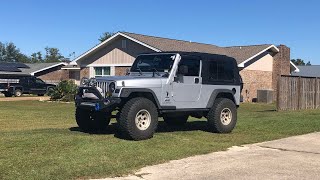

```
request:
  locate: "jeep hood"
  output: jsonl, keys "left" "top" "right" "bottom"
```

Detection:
{"left": 95, "top": 76, "right": 164, "bottom": 88}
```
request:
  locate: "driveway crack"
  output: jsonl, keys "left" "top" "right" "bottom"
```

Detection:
{"left": 259, "top": 145, "right": 320, "bottom": 155}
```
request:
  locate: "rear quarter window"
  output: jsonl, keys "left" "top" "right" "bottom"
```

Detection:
{"left": 202, "top": 58, "right": 236, "bottom": 84}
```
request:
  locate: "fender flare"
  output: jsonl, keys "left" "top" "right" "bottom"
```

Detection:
{"left": 206, "top": 89, "right": 235, "bottom": 108}
{"left": 120, "top": 88, "right": 161, "bottom": 109}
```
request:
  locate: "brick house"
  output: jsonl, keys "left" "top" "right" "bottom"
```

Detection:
{"left": 67, "top": 32, "right": 299, "bottom": 102}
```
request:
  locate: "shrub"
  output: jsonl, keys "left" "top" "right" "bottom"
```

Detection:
{"left": 48, "top": 80, "right": 78, "bottom": 102}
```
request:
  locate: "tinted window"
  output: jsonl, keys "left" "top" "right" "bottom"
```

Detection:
{"left": 178, "top": 56, "right": 200, "bottom": 76}
{"left": 36, "top": 78, "right": 45, "bottom": 84}
{"left": 207, "top": 60, "right": 234, "bottom": 82}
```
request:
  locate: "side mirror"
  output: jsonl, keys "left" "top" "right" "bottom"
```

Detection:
{"left": 125, "top": 68, "right": 130, "bottom": 76}
{"left": 178, "top": 65, "right": 188, "bottom": 75}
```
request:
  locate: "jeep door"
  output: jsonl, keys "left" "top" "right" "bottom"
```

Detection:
{"left": 172, "top": 56, "right": 202, "bottom": 103}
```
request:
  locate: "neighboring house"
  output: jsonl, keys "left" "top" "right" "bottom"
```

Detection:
{"left": 67, "top": 32, "right": 299, "bottom": 102}
{"left": 291, "top": 65, "right": 320, "bottom": 77}
{"left": 0, "top": 62, "right": 67, "bottom": 84}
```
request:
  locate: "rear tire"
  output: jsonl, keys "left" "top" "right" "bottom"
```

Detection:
{"left": 47, "top": 87, "right": 54, "bottom": 95}
{"left": 75, "top": 107, "right": 111, "bottom": 132}
{"left": 14, "top": 89, "right": 22, "bottom": 97}
{"left": 207, "top": 98, "right": 237, "bottom": 133}
{"left": 163, "top": 114, "right": 188, "bottom": 126}
{"left": 118, "top": 97, "right": 158, "bottom": 140}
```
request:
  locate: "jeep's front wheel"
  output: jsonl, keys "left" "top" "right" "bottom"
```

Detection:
{"left": 163, "top": 114, "right": 188, "bottom": 126}
{"left": 75, "top": 108, "right": 111, "bottom": 132}
{"left": 207, "top": 98, "right": 237, "bottom": 133}
{"left": 119, "top": 97, "right": 158, "bottom": 140}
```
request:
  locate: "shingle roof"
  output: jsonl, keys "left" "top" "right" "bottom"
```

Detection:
{"left": 291, "top": 65, "right": 320, "bottom": 77}
{"left": 121, "top": 32, "right": 274, "bottom": 64}
{"left": 0, "top": 62, "right": 65, "bottom": 75}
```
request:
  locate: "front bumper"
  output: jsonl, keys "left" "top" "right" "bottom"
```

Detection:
{"left": 75, "top": 86, "right": 121, "bottom": 111}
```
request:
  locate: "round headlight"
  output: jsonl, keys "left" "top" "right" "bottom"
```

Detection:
{"left": 109, "top": 82, "right": 115, "bottom": 92}
{"left": 81, "top": 77, "right": 89, "bottom": 86}
{"left": 89, "top": 78, "right": 97, "bottom": 87}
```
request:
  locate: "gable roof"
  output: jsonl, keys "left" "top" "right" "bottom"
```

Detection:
{"left": 121, "top": 32, "right": 278, "bottom": 65}
{"left": 0, "top": 62, "right": 66, "bottom": 75}
{"left": 70, "top": 32, "right": 279, "bottom": 66}
{"left": 291, "top": 65, "right": 320, "bottom": 77}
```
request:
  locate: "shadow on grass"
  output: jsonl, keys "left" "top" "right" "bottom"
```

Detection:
{"left": 69, "top": 121, "right": 209, "bottom": 139}
{"left": 255, "top": 109, "right": 277, "bottom": 112}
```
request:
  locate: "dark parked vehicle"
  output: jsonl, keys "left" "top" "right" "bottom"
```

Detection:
{"left": 0, "top": 75, "right": 55, "bottom": 97}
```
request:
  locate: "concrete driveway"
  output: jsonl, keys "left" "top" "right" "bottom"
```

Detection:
{"left": 99, "top": 132, "right": 320, "bottom": 180}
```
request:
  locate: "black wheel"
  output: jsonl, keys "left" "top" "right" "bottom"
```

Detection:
{"left": 118, "top": 97, "right": 158, "bottom": 140}
{"left": 163, "top": 114, "right": 188, "bottom": 126}
{"left": 75, "top": 107, "right": 111, "bottom": 132}
{"left": 207, "top": 98, "right": 237, "bottom": 133}
{"left": 47, "top": 87, "right": 54, "bottom": 95}
{"left": 4, "top": 92, "right": 12, "bottom": 97}
{"left": 14, "top": 89, "right": 22, "bottom": 97}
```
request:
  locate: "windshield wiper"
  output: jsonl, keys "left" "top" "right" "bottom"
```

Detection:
{"left": 151, "top": 68, "right": 161, "bottom": 77}
{"left": 136, "top": 67, "right": 143, "bottom": 75}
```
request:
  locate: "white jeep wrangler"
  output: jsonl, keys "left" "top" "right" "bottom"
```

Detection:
{"left": 75, "top": 52, "right": 242, "bottom": 140}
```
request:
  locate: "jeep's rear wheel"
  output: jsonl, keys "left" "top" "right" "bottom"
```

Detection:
{"left": 75, "top": 107, "right": 111, "bottom": 132}
{"left": 119, "top": 97, "right": 158, "bottom": 140}
{"left": 207, "top": 98, "right": 237, "bottom": 133}
{"left": 163, "top": 114, "right": 188, "bottom": 126}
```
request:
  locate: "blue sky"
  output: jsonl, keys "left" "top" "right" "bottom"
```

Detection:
{"left": 1, "top": 0, "right": 319, "bottom": 64}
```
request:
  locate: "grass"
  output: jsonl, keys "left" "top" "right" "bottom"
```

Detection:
{"left": 0, "top": 101, "right": 320, "bottom": 179}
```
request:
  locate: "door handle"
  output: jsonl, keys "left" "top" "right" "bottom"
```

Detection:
{"left": 194, "top": 78, "right": 199, "bottom": 84}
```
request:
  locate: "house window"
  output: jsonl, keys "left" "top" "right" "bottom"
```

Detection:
{"left": 94, "top": 67, "right": 110, "bottom": 77}
{"left": 122, "top": 40, "right": 127, "bottom": 49}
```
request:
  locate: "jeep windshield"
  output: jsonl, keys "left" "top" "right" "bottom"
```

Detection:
{"left": 131, "top": 54, "right": 176, "bottom": 74}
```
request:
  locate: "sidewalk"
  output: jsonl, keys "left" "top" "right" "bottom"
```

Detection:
{"left": 98, "top": 132, "right": 320, "bottom": 180}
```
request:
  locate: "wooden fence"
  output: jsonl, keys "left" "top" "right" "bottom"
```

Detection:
{"left": 277, "top": 75, "right": 320, "bottom": 111}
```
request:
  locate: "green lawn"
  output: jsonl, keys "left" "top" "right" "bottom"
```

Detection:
{"left": 0, "top": 101, "right": 320, "bottom": 180}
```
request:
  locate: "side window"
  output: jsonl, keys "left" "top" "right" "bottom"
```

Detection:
{"left": 35, "top": 78, "right": 45, "bottom": 84}
{"left": 207, "top": 60, "right": 234, "bottom": 82}
{"left": 177, "top": 57, "right": 200, "bottom": 76}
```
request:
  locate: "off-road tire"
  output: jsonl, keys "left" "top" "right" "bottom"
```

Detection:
{"left": 14, "top": 89, "right": 22, "bottom": 97}
{"left": 207, "top": 98, "right": 237, "bottom": 133}
{"left": 163, "top": 114, "right": 188, "bottom": 126}
{"left": 118, "top": 97, "right": 158, "bottom": 140}
{"left": 75, "top": 107, "right": 111, "bottom": 132}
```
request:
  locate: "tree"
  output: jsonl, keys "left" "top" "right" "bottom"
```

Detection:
{"left": 98, "top": 32, "right": 115, "bottom": 42}
{"left": 0, "top": 41, "right": 31, "bottom": 62}
{"left": 291, "top": 59, "right": 311, "bottom": 66}
{"left": 31, "top": 51, "right": 43, "bottom": 63}
{"left": 44, "top": 47, "right": 64, "bottom": 62}
{"left": 0, "top": 42, "right": 5, "bottom": 62}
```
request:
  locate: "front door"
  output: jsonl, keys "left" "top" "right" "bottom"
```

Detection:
{"left": 172, "top": 56, "right": 202, "bottom": 102}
